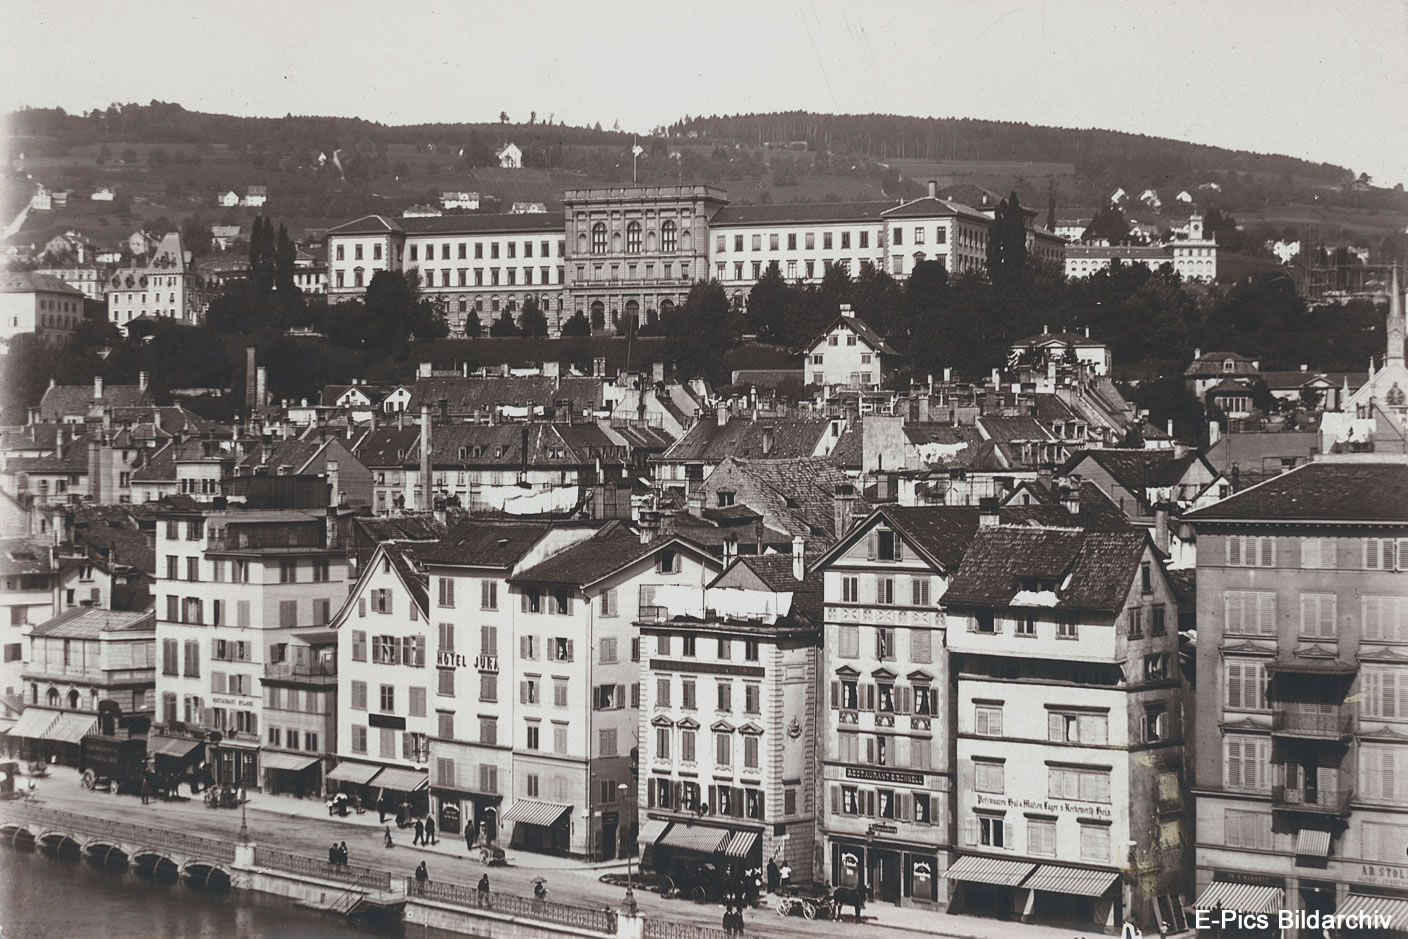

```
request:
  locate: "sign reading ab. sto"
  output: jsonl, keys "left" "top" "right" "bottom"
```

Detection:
{"left": 975, "top": 793, "right": 1113, "bottom": 819}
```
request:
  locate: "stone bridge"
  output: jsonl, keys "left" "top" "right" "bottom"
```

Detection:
{"left": 0, "top": 803, "right": 237, "bottom": 889}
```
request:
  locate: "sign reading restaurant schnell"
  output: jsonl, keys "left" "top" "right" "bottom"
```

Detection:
{"left": 975, "top": 792, "right": 1114, "bottom": 819}
{"left": 845, "top": 767, "right": 926, "bottom": 787}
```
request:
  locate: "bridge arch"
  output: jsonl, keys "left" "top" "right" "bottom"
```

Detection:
{"left": 35, "top": 830, "right": 82, "bottom": 860}
{"left": 0, "top": 823, "right": 35, "bottom": 850}
{"left": 83, "top": 840, "right": 130, "bottom": 870}
{"left": 132, "top": 850, "right": 181, "bottom": 881}
{"left": 181, "top": 860, "right": 232, "bottom": 892}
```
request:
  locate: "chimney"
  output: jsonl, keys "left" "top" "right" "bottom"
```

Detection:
{"left": 139, "top": 371, "right": 149, "bottom": 391}
{"left": 722, "top": 537, "right": 737, "bottom": 563}
{"left": 942, "top": 367, "right": 952, "bottom": 383}
{"left": 438, "top": 397, "right": 449, "bottom": 425}
{"left": 1166, "top": 418, "right": 1174, "bottom": 438}
{"left": 245, "top": 346, "right": 257, "bottom": 410}
{"left": 927, "top": 180, "right": 937, "bottom": 199}
{"left": 1208, "top": 420, "right": 1221, "bottom": 446}
{"left": 256, "top": 367, "right": 267, "bottom": 408}
{"left": 1061, "top": 484, "right": 1081, "bottom": 516}
{"left": 833, "top": 484, "right": 856, "bottom": 537}
{"left": 327, "top": 460, "right": 341, "bottom": 507}
{"left": 1193, "top": 347, "right": 1201, "bottom": 361}
{"left": 990, "top": 368, "right": 1000, "bottom": 386}
{"left": 761, "top": 425, "right": 775, "bottom": 456}
{"left": 88, "top": 439, "right": 102, "bottom": 503}
{"left": 687, "top": 490, "right": 705, "bottom": 518}
{"left": 978, "top": 497, "right": 1000, "bottom": 528}
{"left": 419, "top": 405, "right": 432, "bottom": 510}
{"left": 652, "top": 360, "right": 666, "bottom": 383}
{"left": 1043, "top": 323, "right": 1049, "bottom": 335}
{"left": 839, "top": 304, "right": 855, "bottom": 319}
{"left": 1154, "top": 502, "right": 1171, "bottom": 554}
{"left": 593, "top": 357, "right": 606, "bottom": 378}
{"left": 93, "top": 375, "right": 104, "bottom": 399}
{"left": 917, "top": 396, "right": 930, "bottom": 423}
{"left": 716, "top": 403, "right": 728, "bottom": 427}
{"left": 792, "top": 536, "right": 806, "bottom": 581}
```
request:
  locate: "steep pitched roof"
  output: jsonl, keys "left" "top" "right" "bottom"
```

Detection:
{"left": 405, "top": 376, "right": 603, "bottom": 414}
{"left": 709, "top": 201, "right": 896, "bottom": 226}
{"left": 0, "top": 538, "right": 52, "bottom": 575}
{"left": 424, "top": 520, "right": 554, "bottom": 568}
{"left": 353, "top": 515, "right": 448, "bottom": 545}
{"left": 513, "top": 526, "right": 715, "bottom": 588}
{"left": 30, "top": 607, "right": 154, "bottom": 638}
{"left": 37, "top": 383, "right": 154, "bottom": 421}
{"left": 942, "top": 526, "right": 1149, "bottom": 612}
{"left": 326, "top": 215, "right": 403, "bottom": 236}
{"left": 1185, "top": 461, "right": 1408, "bottom": 523}
{"left": 1062, "top": 448, "right": 1208, "bottom": 492}
{"left": 881, "top": 195, "right": 989, "bottom": 222}
{"left": 399, "top": 213, "right": 564, "bottom": 235}
{"left": 705, "top": 456, "right": 850, "bottom": 540}
{"left": 130, "top": 440, "right": 177, "bottom": 482}
{"left": 1184, "top": 352, "right": 1259, "bottom": 378}
{"left": 353, "top": 427, "right": 421, "bottom": 467}
{"left": 0, "top": 271, "right": 86, "bottom": 296}
{"left": 802, "top": 313, "right": 900, "bottom": 356}
{"left": 659, "top": 416, "right": 828, "bottom": 463}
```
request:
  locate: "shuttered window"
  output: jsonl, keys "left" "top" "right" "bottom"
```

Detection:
{"left": 1223, "top": 809, "right": 1272, "bottom": 849}
{"left": 1224, "top": 659, "right": 1268, "bottom": 710}
{"left": 1362, "top": 667, "right": 1408, "bottom": 720}
{"left": 1300, "top": 538, "right": 1337, "bottom": 569}
{"left": 1227, "top": 535, "right": 1276, "bottom": 567}
{"left": 1361, "top": 745, "right": 1408, "bottom": 803}
{"left": 1364, "top": 538, "right": 1407, "bottom": 571}
{"left": 1047, "top": 767, "right": 1111, "bottom": 803}
{"left": 1027, "top": 819, "right": 1056, "bottom": 856}
{"left": 975, "top": 705, "right": 1003, "bottom": 736}
{"left": 1079, "top": 824, "right": 1109, "bottom": 862}
{"left": 910, "top": 628, "right": 932, "bottom": 664}
{"left": 1224, "top": 734, "right": 1271, "bottom": 791}
{"left": 973, "top": 760, "right": 1004, "bottom": 793}
{"left": 1225, "top": 591, "right": 1276, "bottom": 636}
{"left": 1298, "top": 593, "right": 1337, "bottom": 639}
{"left": 351, "top": 680, "right": 367, "bottom": 710}
{"left": 837, "top": 625, "right": 859, "bottom": 659}
{"left": 1364, "top": 596, "right": 1408, "bottom": 642}
{"left": 1362, "top": 821, "right": 1408, "bottom": 861}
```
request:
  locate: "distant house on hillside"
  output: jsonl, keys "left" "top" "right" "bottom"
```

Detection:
{"left": 211, "top": 225, "right": 243, "bottom": 251}
{"left": 1175, "top": 190, "right": 1193, "bottom": 203}
{"left": 497, "top": 142, "right": 522, "bottom": 169}
{"left": 441, "top": 191, "right": 480, "bottom": 210}
{"left": 1109, "top": 187, "right": 1127, "bottom": 205}
{"left": 127, "top": 230, "right": 157, "bottom": 258}
{"left": 509, "top": 202, "right": 547, "bottom": 214}
{"left": 29, "top": 187, "right": 51, "bottom": 212}
{"left": 90, "top": 188, "right": 114, "bottom": 202}
{"left": 217, "top": 190, "right": 240, "bottom": 207}
{"left": 402, "top": 204, "right": 442, "bottom": 218}
{"left": 242, "top": 186, "right": 268, "bottom": 208}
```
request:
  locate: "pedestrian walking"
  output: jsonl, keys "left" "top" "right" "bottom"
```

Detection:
{"left": 766, "top": 859, "right": 778, "bottom": 893}
{"left": 477, "top": 874, "right": 490, "bottom": 907}
{"left": 414, "top": 860, "right": 428, "bottom": 894}
{"left": 465, "top": 824, "right": 474, "bottom": 852}
{"left": 140, "top": 776, "right": 150, "bottom": 806}
{"left": 329, "top": 843, "right": 338, "bottom": 865}
{"left": 414, "top": 818, "right": 425, "bottom": 846}
{"left": 425, "top": 816, "right": 436, "bottom": 844}
{"left": 779, "top": 862, "right": 792, "bottom": 895}
{"left": 378, "top": 797, "right": 387, "bottom": 824}
{"left": 384, "top": 826, "right": 394, "bottom": 848}
{"left": 339, "top": 842, "right": 349, "bottom": 865}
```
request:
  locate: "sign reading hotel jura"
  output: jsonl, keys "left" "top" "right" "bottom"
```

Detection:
{"left": 1358, "top": 863, "right": 1408, "bottom": 887}
{"left": 975, "top": 793, "right": 1114, "bottom": 819}
{"left": 436, "top": 652, "right": 499, "bottom": 673}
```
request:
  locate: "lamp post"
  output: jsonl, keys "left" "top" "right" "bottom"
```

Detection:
{"left": 618, "top": 782, "right": 637, "bottom": 913}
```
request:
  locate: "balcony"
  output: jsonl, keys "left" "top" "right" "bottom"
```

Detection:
{"left": 1272, "top": 706, "right": 1355, "bottom": 740}
{"left": 1272, "top": 785, "right": 1353, "bottom": 816}
{"left": 263, "top": 661, "right": 337, "bottom": 682}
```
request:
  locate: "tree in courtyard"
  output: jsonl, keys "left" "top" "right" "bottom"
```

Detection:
{"left": 560, "top": 311, "right": 592, "bottom": 337}
{"left": 489, "top": 310, "right": 520, "bottom": 337}
{"left": 519, "top": 298, "right": 549, "bottom": 337}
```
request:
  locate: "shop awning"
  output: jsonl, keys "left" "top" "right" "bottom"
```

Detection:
{"left": 45, "top": 712, "right": 96, "bottom": 744}
{"left": 1294, "top": 827, "right": 1331, "bottom": 857}
{"left": 150, "top": 736, "right": 203, "bottom": 760}
{"left": 1194, "top": 881, "right": 1283, "bottom": 915}
{"left": 639, "top": 817, "right": 672, "bottom": 845}
{"left": 1023, "top": 864, "right": 1120, "bottom": 897}
{"left": 944, "top": 854, "right": 1037, "bottom": 887}
{"left": 261, "top": 751, "right": 320, "bottom": 773}
{"left": 658, "top": 824, "right": 729, "bottom": 855}
{"left": 10, "top": 709, "right": 59, "bottom": 740}
{"left": 325, "top": 761, "right": 383, "bottom": 786}
{"left": 370, "top": 766, "right": 429, "bottom": 792}
{"left": 722, "top": 830, "right": 760, "bottom": 859}
{"left": 0, "top": 718, "right": 16, "bottom": 736}
{"left": 214, "top": 735, "right": 260, "bottom": 750}
{"left": 1338, "top": 894, "right": 1408, "bottom": 931}
{"left": 499, "top": 800, "right": 572, "bottom": 827}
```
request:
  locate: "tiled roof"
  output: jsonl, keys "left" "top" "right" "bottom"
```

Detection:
{"left": 511, "top": 522, "right": 650, "bottom": 585}
{"left": 130, "top": 441, "right": 177, "bottom": 482}
{"left": 30, "top": 607, "right": 154, "bottom": 638}
{"left": 354, "top": 515, "right": 448, "bottom": 544}
{"left": 406, "top": 376, "right": 603, "bottom": 414}
{"left": 730, "top": 553, "right": 825, "bottom": 624}
{"left": 353, "top": 427, "right": 421, "bottom": 467}
{"left": 37, "top": 383, "right": 154, "bottom": 421}
{"left": 326, "top": 215, "right": 402, "bottom": 236}
{"left": 1066, "top": 244, "right": 1170, "bottom": 259}
{"left": 710, "top": 201, "right": 896, "bottom": 226}
{"left": 1184, "top": 352, "right": 1259, "bottom": 377}
{"left": 1062, "top": 448, "right": 1207, "bottom": 491}
{"left": 1185, "top": 461, "right": 1408, "bottom": 523}
{"left": 828, "top": 421, "right": 863, "bottom": 469}
{"left": 399, "top": 213, "right": 564, "bottom": 235}
{"left": 706, "top": 456, "right": 850, "bottom": 540}
{"left": 881, "top": 196, "right": 989, "bottom": 222}
{"left": 426, "top": 519, "right": 573, "bottom": 569}
{"left": 239, "top": 437, "right": 321, "bottom": 471}
{"left": 415, "top": 423, "right": 620, "bottom": 468}
{"left": 730, "top": 370, "right": 804, "bottom": 391}
{"left": 978, "top": 415, "right": 1057, "bottom": 443}
{"left": 70, "top": 505, "right": 155, "bottom": 574}
{"left": 0, "top": 271, "right": 86, "bottom": 296}
{"left": 802, "top": 313, "right": 900, "bottom": 356}
{"left": 659, "top": 416, "right": 828, "bottom": 463}
{"left": 942, "top": 526, "right": 1149, "bottom": 612}
{"left": 1012, "top": 331, "right": 1108, "bottom": 349}
{"left": 320, "top": 384, "right": 382, "bottom": 407}
{"left": 0, "top": 538, "right": 52, "bottom": 575}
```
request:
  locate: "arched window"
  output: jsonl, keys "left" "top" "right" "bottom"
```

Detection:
{"left": 659, "top": 298, "right": 675, "bottom": 318}
{"left": 626, "top": 221, "right": 642, "bottom": 254}
{"left": 591, "top": 223, "right": 608, "bottom": 254}
{"left": 661, "top": 220, "right": 677, "bottom": 253}
{"left": 68, "top": 689, "right": 79, "bottom": 709}
{"left": 591, "top": 300, "right": 606, "bottom": 330}
{"left": 625, "top": 300, "right": 640, "bottom": 330}
{"left": 46, "top": 687, "right": 59, "bottom": 706}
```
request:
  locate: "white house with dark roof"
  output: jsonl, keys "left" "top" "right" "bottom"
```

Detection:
{"left": 496, "top": 143, "right": 522, "bottom": 169}
{"left": 1008, "top": 327, "right": 1113, "bottom": 376}
{"left": 0, "top": 271, "right": 86, "bottom": 350}
{"left": 242, "top": 186, "right": 268, "bottom": 208}
{"left": 802, "top": 306, "right": 901, "bottom": 390}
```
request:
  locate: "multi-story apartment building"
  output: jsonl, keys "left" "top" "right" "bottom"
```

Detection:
{"left": 636, "top": 550, "right": 822, "bottom": 885}
{"left": 260, "top": 631, "right": 337, "bottom": 798}
{"left": 562, "top": 185, "right": 726, "bottom": 334}
{"left": 1, "top": 537, "right": 58, "bottom": 698}
{"left": 943, "top": 526, "right": 1188, "bottom": 934}
{"left": 324, "top": 214, "right": 567, "bottom": 334}
{"left": 329, "top": 539, "right": 435, "bottom": 813}
{"left": 153, "top": 501, "right": 350, "bottom": 788}
{"left": 882, "top": 192, "right": 999, "bottom": 279}
{"left": 106, "top": 232, "right": 212, "bottom": 331}
{"left": 502, "top": 525, "right": 721, "bottom": 858}
{"left": 0, "top": 271, "right": 86, "bottom": 350}
{"left": 1186, "top": 459, "right": 1408, "bottom": 931}
{"left": 420, "top": 520, "right": 599, "bottom": 848}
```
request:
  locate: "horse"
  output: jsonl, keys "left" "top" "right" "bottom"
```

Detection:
{"left": 832, "top": 885, "right": 865, "bottom": 923}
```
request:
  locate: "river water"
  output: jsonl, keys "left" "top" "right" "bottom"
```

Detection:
{"left": 0, "top": 844, "right": 470, "bottom": 938}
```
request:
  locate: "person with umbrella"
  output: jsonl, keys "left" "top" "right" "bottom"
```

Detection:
{"left": 532, "top": 877, "right": 548, "bottom": 900}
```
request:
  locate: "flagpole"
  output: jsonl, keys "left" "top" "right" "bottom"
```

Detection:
{"left": 633, "top": 136, "right": 638, "bottom": 183}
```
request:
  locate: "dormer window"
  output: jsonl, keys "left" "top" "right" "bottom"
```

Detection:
{"left": 1223, "top": 359, "right": 1235, "bottom": 372}
{"left": 716, "top": 491, "right": 735, "bottom": 507}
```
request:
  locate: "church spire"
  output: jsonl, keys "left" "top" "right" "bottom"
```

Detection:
{"left": 1390, "top": 262, "right": 1405, "bottom": 368}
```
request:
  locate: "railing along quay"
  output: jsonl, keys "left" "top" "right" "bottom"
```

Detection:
{"left": 410, "top": 877, "right": 618, "bottom": 934}
{"left": 0, "top": 803, "right": 236, "bottom": 861}
{"left": 253, "top": 845, "right": 392, "bottom": 889}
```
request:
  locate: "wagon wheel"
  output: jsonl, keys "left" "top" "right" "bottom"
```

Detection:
{"left": 691, "top": 885, "right": 707, "bottom": 904}
{"left": 659, "top": 875, "right": 676, "bottom": 898}
{"left": 802, "top": 899, "right": 818, "bottom": 920}
{"left": 82, "top": 770, "right": 96, "bottom": 790}
{"left": 776, "top": 899, "right": 790, "bottom": 917}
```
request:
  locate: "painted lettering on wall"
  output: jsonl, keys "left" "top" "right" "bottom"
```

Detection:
{"left": 974, "top": 793, "right": 1113, "bottom": 819}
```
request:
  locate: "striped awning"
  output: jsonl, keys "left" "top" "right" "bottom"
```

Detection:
{"left": 639, "top": 817, "right": 672, "bottom": 845}
{"left": 261, "top": 751, "right": 320, "bottom": 773}
{"left": 499, "top": 800, "right": 572, "bottom": 827}
{"left": 658, "top": 823, "right": 729, "bottom": 854}
{"left": 150, "top": 736, "right": 203, "bottom": 760}
{"left": 10, "top": 708, "right": 59, "bottom": 740}
{"left": 1194, "top": 881, "right": 1284, "bottom": 915}
{"left": 370, "top": 766, "right": 429, "bottom": 792}
{"left": 722, "top": 829, "right": 760, "bottom": 859}
{"left": 1294, "top": 827, "right": 1331, "bottom": 857}
{"left": 1338, "top": 894, "right": 1408, "bottom": 931}
{"left": 1023, "top": 864, "right": 1120, "bottom": 897}
{"left": 325, "top": 761, "right": 383, "bottom": 786}
{"left": 944, "top": 854, "right": 1036, "bottom": 887}
{"left": 45, "top": 712, "right": 96, "bottom": 744}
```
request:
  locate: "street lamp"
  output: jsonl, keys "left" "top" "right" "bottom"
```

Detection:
{"left": 619, "top": 782, "right": 637, "bottom": 913}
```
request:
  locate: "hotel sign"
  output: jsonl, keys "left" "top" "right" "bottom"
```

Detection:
{"left": 975, "top": 793, "right": 1113, "bottom": 819}
{"left": 1358, "top": 863, "right": 1408, "bottom": 887}
{"left": 846, "top": 767, "right": 926, "bottom": 787}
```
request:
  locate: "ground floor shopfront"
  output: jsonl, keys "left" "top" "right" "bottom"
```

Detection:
{"left": 943, "top": 853, "right": 1124, "bottom": 934}
{"left": 1195, "top": 869, "right": 1408, "bottom": 939}
{"left": 259, "top": 750, "right": 324, "bottom": 798}
{"left": 9, "top": 707, "right": 97, "bottom": 767}
{"left": 430, "top": 784, "right": 502, "bottom": 845}
{"left": 501, "top": 799, "right": 574, "bottom": 855}
{"left": 827, "top": 835, "right": 944, "bottom": 908}
{"left": 640, "top": 817, "right": 764, "bottom": 900}
{"left": 323, "top": 759, "right": 429, "bottom": 821}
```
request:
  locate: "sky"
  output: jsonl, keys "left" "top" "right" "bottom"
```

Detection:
{"left": 3, "top": 0, "right": 1407, "bottom": 185}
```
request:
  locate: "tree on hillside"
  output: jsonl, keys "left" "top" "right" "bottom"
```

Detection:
{"left": 560, "top": 311, "right": 592, "bottom": 337}
{"left": 985, "top": 192, "right": 1027, "bottom": 285}
{"left": 181, "top": 216, "right": 211, "bottom": 257}
{"left": 1081, "top": 207, "right": 1131, "bottom": 245}
{"left": 489, "top": 310, "right": 520, "bottom": 337}
{"left": 666, "top": 280, "right": 737, "bottom": 380}
{"left": 745, "top": 261, "right": 791, "bottom": 343}
{"left": 519, "top": 298, "right": 549, "bottom": 337}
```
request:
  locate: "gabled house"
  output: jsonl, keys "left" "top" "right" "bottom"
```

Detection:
{"left": 652, "top": 411, "right": 834, "bottom": 494}
{"left": 801, "top": 306, "right": 900, "bottom": 390}
{"left": 218, "top": 191, "right": 241, "bottom": 208}
{"left": 242, "top": 186, "right": 268, "bottom": 208}
{"left": 1184, "top": 351, "right": 1261, "bottom": 400}
{"left": 497, "top": 143, "right": 523, "bottom": 169}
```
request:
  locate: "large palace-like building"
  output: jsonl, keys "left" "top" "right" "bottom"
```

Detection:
{"left": 325, "top": 182, "right": 1065, "bottom": 336}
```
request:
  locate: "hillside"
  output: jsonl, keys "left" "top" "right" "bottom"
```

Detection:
{"left": 5, "top": 104, "right": 1407, "bottom": 256}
